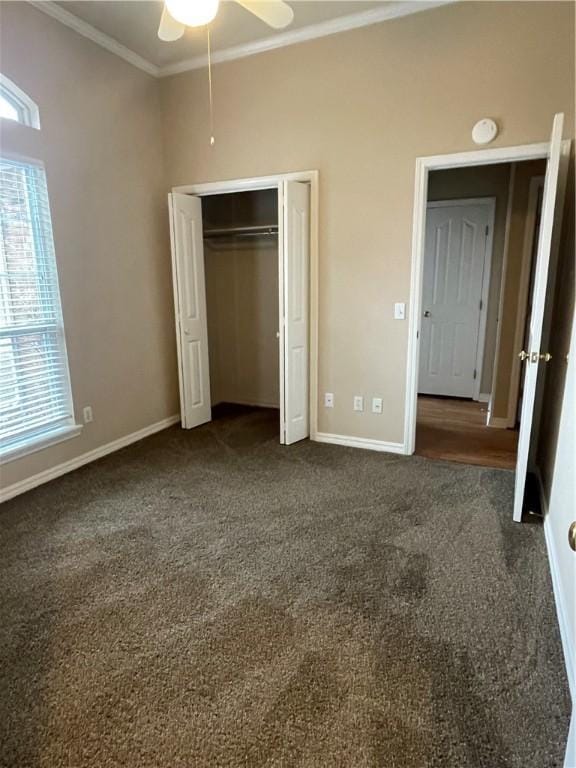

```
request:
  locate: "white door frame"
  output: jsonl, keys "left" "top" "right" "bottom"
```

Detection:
{"left": 404, "top": 140, "right": 570, "bottom": 455}
{"left": 424, "top": 197, "right": 496, "bottom": 401}
{"left": 171, "top": 170, "right": 319, "bottom": 440}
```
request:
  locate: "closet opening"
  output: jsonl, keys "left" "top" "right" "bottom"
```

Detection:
{"left": 168, "top": 173, "right": 316, "bottom": 446}
{"left": 203, "top": 189, "right": 280, "bottom": 428}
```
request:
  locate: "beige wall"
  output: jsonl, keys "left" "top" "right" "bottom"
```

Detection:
{"left": 427, "top": 164, "right": 511, "bottom": 395}
{"left": 206, "top": 241, "right": 280, "bottom": 408}
{"left": 491, "top": 159, "right": 547, "bottom": 420}
{"left": 161, "top": 0, "right": 575, "bottom": 444}
{"left": 0, "top": 3, "right": 178, "bottom": 489}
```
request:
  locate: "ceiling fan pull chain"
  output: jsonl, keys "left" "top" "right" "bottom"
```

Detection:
{"left": 207, "top": 26, "right": 215, "bottom": 147}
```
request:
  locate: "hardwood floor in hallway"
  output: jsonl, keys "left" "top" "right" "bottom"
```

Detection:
{"left": 416, "top": 396, "right": 518, "bottom": 469}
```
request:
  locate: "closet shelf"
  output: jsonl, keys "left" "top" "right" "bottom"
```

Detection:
{"left": 204, "top": 224, "right": 278, "bottom": 239}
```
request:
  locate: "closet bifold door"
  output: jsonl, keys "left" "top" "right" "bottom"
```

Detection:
{"left": 282, "top": 181, "right": 310, "bottom": 444}
{"left": 168, "top": 192, "right": 211, "bottom": 429}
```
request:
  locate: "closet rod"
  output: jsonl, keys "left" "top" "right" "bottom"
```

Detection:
{"left": 204, "top": 224, "right": 278, "bottom": 238}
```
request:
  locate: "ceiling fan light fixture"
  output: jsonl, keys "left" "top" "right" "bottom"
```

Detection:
{"left": 165, "top": 0, "right": 220, "bottom": 28}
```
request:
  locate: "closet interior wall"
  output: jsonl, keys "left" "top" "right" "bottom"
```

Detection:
{"left": 203, "top": 190, "right": 280, "bottom": 409}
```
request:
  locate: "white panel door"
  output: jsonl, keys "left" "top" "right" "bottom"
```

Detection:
{"left": 513, "top": 113, "right": 567, "bottom": 522}
{"left": 282, "top": 181, "right": 310, "bottom": 445}
{"left": 169, "top": 193, "right": 211, "bottom": 429}
{"left": 419, "top": 201, "right": 491, "bottom": 397}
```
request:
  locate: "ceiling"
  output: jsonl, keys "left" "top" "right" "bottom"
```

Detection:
{"left": 47, "top": 1, "right": 451, "bottom": 75}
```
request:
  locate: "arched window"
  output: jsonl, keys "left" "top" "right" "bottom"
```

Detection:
{"left": 0, "top": 74, "right": 41, "bottom": 129}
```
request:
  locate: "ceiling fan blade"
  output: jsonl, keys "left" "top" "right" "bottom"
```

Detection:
{"left": 158, "top": 5, "right": 185, "bottom": 41}
{"left": 233, "top": 0, "right": 294, "bottom": 29}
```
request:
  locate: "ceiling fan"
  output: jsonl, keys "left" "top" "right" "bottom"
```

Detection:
{"left": 158, "top": 0, "right": 295, "bottom": 41}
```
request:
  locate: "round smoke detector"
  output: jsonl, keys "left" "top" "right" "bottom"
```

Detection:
{"left": 472, "top": 118, "right": 498, "bottom": 145}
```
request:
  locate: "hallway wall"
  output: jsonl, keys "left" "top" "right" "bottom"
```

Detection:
{"left": 491, "top": 159, "right": 547, "bottom": 423}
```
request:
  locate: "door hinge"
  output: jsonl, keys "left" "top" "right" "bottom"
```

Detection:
{"left": 479, "top": 299, "right": 483, "bottom": 311}
{"left": 485, "top": 225, "right": 489, "bottom": 237}
{"left": 473, "top": 369, "right": 477, "bottom": 380}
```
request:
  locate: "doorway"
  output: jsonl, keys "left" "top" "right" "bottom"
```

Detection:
{"left": 404, "top": 114, "right": 570, "bottom": 521}
{"left": 168, "top": 171, "right": 319, "bottom": 446}
{"left": 202, "top": 189, "right": 280, "bottom": 414}
{"left": 415, "top": 161, "right": 548, "bottom": 470}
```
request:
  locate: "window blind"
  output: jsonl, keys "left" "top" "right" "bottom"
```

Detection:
{"left": 0, "top": 157, "right": 74, "bottom": 453}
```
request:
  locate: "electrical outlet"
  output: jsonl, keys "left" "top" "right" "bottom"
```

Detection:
{"left": 372, "top": 397, "right": 383, "bottom": 414}
{"left": 324, "top": 392, "right": 334, "bottom": 408}
{"left": 353, "top": 396, "right": 364, "bottom": 412}
{"left": 83, "top": 406, "right": 93, "bottom": 424}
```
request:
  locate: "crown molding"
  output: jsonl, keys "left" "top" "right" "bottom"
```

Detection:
{"left": 159, "top": 0, "right": 457, "bottom": 77}
{"left": 28, "top": 0, "right": 457, "bottom": 80}
{"left": 28, "top": 1, "right": 160, "bottom": 77}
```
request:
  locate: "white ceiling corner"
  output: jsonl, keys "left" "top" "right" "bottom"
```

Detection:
{"left": 28, "top": 1, "right": 160, "bottom": 76}
{"left": 28, "top": 0, "right": 457, "bottom": 79}
{"left": 159, "top": 0, "right": 456, "bottom": 76}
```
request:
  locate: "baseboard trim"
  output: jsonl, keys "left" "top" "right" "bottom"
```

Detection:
{"left": 565, "top": 713, "right": 576, "bottom": 768}
{"left": 544, "top": 517, "right": 575, "bottom": 701}
{"left": 478, "top": 392, "right": 490, "bottom": 403}
{"left": 0, "top": 415, "right": 180, "bottom": 504}
{"left": 313, "top": 432, "right": 406, "bottom": 455}
{"left": 487, "top": 416, "right": 509, "bottom": 429}
{"left": 537, "top": 469, "right": 575, "bottom": 701}
{"left": 216, "top": 399, "right": 280, "bottom": 410}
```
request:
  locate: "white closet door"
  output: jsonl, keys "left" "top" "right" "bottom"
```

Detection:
{"left": 282, "top": 181, "right": 310, "bottom": 445}
{"left": 169, "top": 193, "right": 211, "bottom": 429}
{"left": 513, "top": 113, "right": 566, "bottom": 522}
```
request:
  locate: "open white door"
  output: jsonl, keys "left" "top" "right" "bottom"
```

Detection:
{"left": 169, "top": 192, "right": 211, "bottom": 430}
{"left": 513, "top": 113, "right": 568, "bottom": 521}
{"left": 282, "top": 181, "right": 310, "bottom": 445}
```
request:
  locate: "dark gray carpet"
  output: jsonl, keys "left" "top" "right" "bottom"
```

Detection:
{"left": 0, "top": 406, "right": 570, "bottom": 767}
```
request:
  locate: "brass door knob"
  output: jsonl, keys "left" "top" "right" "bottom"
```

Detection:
{"left": 569, "top": 522, "right": 576, "bottom": 552}
{"left": 518, "top": 350, "right": 529, "bottom": 361}
{"left": 539, "top": 352, "right": 553, "bottom": 362}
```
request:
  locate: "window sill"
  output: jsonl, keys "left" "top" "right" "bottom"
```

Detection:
{"left": 0, "top": 424, "right": 83, "bottom": 464}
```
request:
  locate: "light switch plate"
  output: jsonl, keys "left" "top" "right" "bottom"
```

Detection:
{"left": 394, "top": 302, "right": 406, "bottom": 320}
{"left": 372, "top": 397, "right": 383, "bottom": 414}
{"left": 324, "top": 392, "right": 334, "bottom": 408}
{"left": 353, "top": 395, "right": 364, "bottom": 412}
